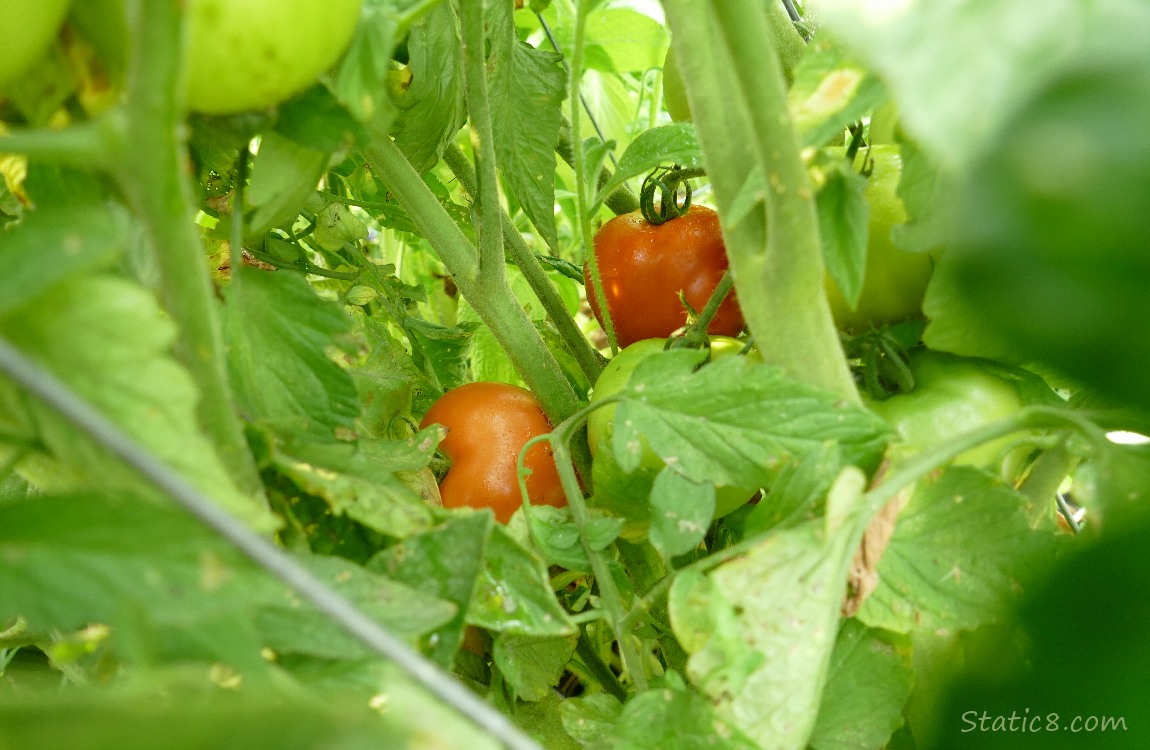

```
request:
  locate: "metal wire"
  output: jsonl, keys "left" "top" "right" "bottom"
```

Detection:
{"left": 0, "top": 336, "right": 542, "bottom": 750}
{"left": 781, "top": 0, "right": 802, "bottom": 24}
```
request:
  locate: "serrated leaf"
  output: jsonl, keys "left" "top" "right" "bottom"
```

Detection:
{"left": 331, "top": 1, "right": 401, "bottom": 133}
{"left": 809, "top": 621, "right": 914, "bottom": 750}
{"left": 740, "top": 443, "right": 843, "bottom": 537}
{"left": 560, "top": 693, "right": 624, "bottom": 747}
{"left": 271, "top": 435, "right": 438, "bottom": 539}
{"left": 669, "top": 468, "right": 870, "bottom": 750}
{"left": 0, "top": 493, "right": 273, "bottom": 666}
{"left": 525, "top": 505, "right": 592, "bottom": 571}
{"left": 256, "top": 552, "right": 455, "bottom": 659}
{"left": 371, "top": 513, "right": 492, "bottom": 667}
{"left": 391, "top": 2, "right": 464, "bottom": 172}
{"left": 612, "top": 353, "right": 890, "bottom": 490}
{"left": 246, "top": 130, "right": 329, "bottom": 236}
{"left": 470, "top": 526, "right": 576, "bottom": 638}
{"left": 275, "top": 84, "right": 365, "bottom": 152}
{"left": 858, "top": 467, "right": 1061, "bottom": 633}
{"left": 0, "top": 275, "right": 271, "bottom": 529}
{"left": 648, "top": 469, "right": 713, "bottom": 559}
{"left": 0, "top": 202, "right": 127, "bottom": 316}
{"left": 595, "top": 123, "right": 703, "bottom": 207}
{"left": 580, "top": 674, "right": 759, "bottom": 750}
{"left": 224, "top": 264, "right": 360, "bottom": 439}
{"left": 816, "top": 162, "right": 870, "bottom": 307}
{"left": 493, "top": 632, "right": 578, "bottom": 702}
{"left": 488, "top": 2, "right": 565, "bottom": 252}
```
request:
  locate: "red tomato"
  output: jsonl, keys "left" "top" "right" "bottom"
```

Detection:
{"left": 419, "top": 382, "right": 565, "bottom": 523}
{"left": 585, "top": 205, "right": 744, "bottom": 347}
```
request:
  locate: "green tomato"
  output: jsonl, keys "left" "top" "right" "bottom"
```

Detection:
{"left": 868, "top": 350, "right": 1046, "bottom": 473}
{"left": 588, "top": 336, "right": 761, "bottom": 519}
{"left": 824, "top": 146, "right": 937, "bottom": 334}
{"left": 0, "top": 0, "right": 71, "bottom": 88}
{"left": 185, "top": 0, "right": 362, "bottom": 115}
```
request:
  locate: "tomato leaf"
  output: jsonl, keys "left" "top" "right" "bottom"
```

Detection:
{"left": 857, "top": 467, "right": 1064, "bottom": 634}
{"left": 493, "top": 632, "right": 578, "bottom": 702}
{"left": 649, "top": 468, "right": 714, "bottom": 559}
{"left": 594, "top": 123, "right": 704, "bottom": 208}
{"left": 815, "top": 160, "right": 870, "bottom": 308}
{"left": 245, "top": 130, "right": 330, "bottom": 236}
{"left": 611, "top": 353, "right": 890, "bottom": 490}
{"left": 469, "top": 526, "right": 577, "bottom": 638}
{"left": 270, "top": 435, "right": 438, "bottom": 540}
{"left": 814, "top": 0, "right": 1091, "bottom": 169}
{"left": 0, "top": 493, "right": 273, "bottom": 668}
{"left": 223, "top": 263, "right": 360, "bottom": 440}
{"left": 808, "top": 621, "right": 913, "bottom": 750}
{"left": 668, "top": 467, "right": 871, "bottom": 750}
{"left": 391, "top": 2, "right": 465, "bottom": 173}
{"left": 0, "top": 275, "right": 273, "bottom": 529}
{"left": 0, "top": 202, "right": 126, "bottom": 316}
{"left": 563, "top": 672, "right": 758, "bottom": 750}
{"left": 370, "top": 513, "right": 492, "bottom": 667}
{"left": 487, "top": 0, "right": 566, "bottom": 253}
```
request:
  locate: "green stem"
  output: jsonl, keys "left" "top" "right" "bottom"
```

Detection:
{"left": 442, "top": 143, "right": 605, "bottom": 383}
{"left": 569, "top": 2, "right": 619, "bottom": 355}
{"left": 663, "top": 0, "right": 857, "bottom": 401}
{"left": 364, "top": 138, "right": 583, "bottom": 427}
{"left": 0, "top": 120, "right": 111, "bottom": 168}
{"left": 556, "top": 118, "right": 639, "bottom": 216}
{"left": 104, "top": 0, "right": 264, "bottom": 500}
{"left": 576, "top": 627, "right": 629, "bottom": 702}
{"left": 530, "top": 423, "right": 648, "bottom": 692}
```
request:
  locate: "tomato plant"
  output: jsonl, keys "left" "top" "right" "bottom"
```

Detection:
{"left": 585, "top": 205, "right": 743, "bottom": 347}
{"left": 2, "top": 2, "right": 1148, "bottom": 749}
{"left": 587, "top": 336, "right": 761, "bottom": 519}
{"left": 824, "top": 146, "right": 936, "bottom": 333}
{"left": 0, "top": 0, "right": 71, "bottom": 88}
{"left": 184, "top": 0, "right": 362, "bottom": 114}
{"left": 419, "top": 381, "right": 565, "bottom": 524}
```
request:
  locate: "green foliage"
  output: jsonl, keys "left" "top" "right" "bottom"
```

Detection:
{"left": 2, "top": 1, "right": 1148, "bottom": 748}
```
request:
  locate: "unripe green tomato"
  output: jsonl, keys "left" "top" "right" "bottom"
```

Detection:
{"left": 867, "top": 350, "right": 1033, "bottom": 473}
{"left": 824, "top": 146, "right": 937, "bottom": 333}
{"left": 185, "top": 0, "right": 362, "bottom": 114}
{"left": 0, "top": 0, "right": 71, "bottom": 88}
{"left": 588, "top": 337, "right": 761, "bottom": 518}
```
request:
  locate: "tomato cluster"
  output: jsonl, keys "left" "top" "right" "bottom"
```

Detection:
{"left": 419, "top": 382, "right": 566, "bottom": 523}
{"left": 585, "top": 205, "right": 743, "bottom": 347}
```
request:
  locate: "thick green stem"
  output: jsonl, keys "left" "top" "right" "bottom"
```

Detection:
{"left": 663, "top": 0, "right": 857, "bottom": 401}
{"left": 442, "top": 144, "right": 605, "bottom": 383}
{"left": 105, "top": 0, "right": 264, "bottom": 499}
{"left": 365, "top": 138, "right": 583, "bottom": 428}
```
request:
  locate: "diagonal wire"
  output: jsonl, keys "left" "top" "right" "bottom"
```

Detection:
{"left": 536, "top": 12, "right": 619, "bottom": 168}
{"left": 0, "top": 335, "right": 542, "bottom": 750}
{"left": 781, "top": 0, "right": 802, "bottom": 23}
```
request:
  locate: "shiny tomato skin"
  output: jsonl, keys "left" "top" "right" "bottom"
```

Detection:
{"left": 585, "top": 205, "right": 744, "bottom": 348}
{"left": 419, "top": 382, "right": 565, "bottom": 523}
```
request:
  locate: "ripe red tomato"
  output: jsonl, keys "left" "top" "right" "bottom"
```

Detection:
{"left": 585, "top": 205, "right": 744, "bottom": 348}
{"left": 419, "top": 382, "right": 565, "bottom": 523}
